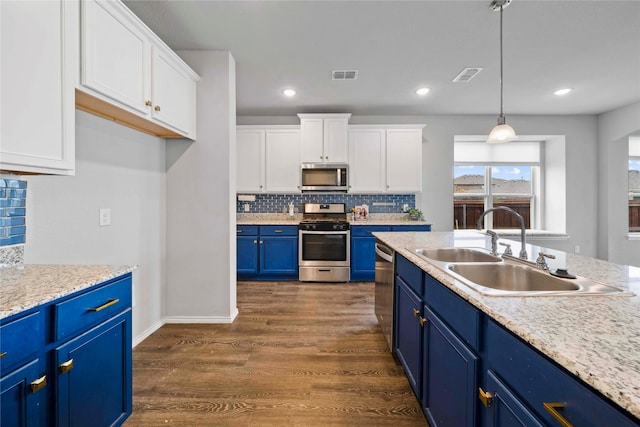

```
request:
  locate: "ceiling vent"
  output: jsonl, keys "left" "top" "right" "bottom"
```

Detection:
{"left": 452, "top": 67, "right": 484, "bottom": 83}
{"left": 332, "top": 70, "right": 359, "bottom": 80}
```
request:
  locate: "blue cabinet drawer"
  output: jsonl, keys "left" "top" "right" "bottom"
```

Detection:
{"left": 486, "top": 319, "right": 639, "bottom": 427}
{"left": 0, "top": 312, "right": 41, "bottom": 372}
{"left": 424, "top": 272, "right": 480, "bottom": 352}
{"left": 396, "top": 255, "right": 423, "bottom": 296}
{"left": 350, "top": 225, "right": 391, "bottom": 237}
{"left": 237, "top": 225, "right": 258, "bottom": 235}
{"left": 391, "top": 224, "right": 431, "bottom": 232}
{"left": 54, "top": 275, "right": 132, "bottom": 341}
{"left": 259, "top": 225, "right": 297, "bottom": 236}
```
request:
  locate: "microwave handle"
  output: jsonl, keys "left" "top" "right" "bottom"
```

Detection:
{"left": 337, "top": 169, "right": 341, "bottom": 187}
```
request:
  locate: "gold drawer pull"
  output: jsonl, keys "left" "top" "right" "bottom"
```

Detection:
{"left": 419, "top": 317, "right": 427, "bottom": 327}
{"left": 0, "top": 351, "right": 7, "bottom": 359}
{"left": 88, "top": 298, "right": 120, "bottom": 312}
{"left": 543, "top": 402, "right": 573, "bottom": 427}
{"left": 59, "top": 359, "right": 74, "bottom": 374}
{"left": 412, "top": 308, "right": 420, "bottom": 317}
{"left": 274, "top": 229, "right": 283, "bottom": 233}
{"left": 237, "top": 230, "right": 243, "bottom": 233}
{"left": 30, "top": 375, "right": 47, "bottom": 393}
{"left": 478, "top": 387, "right": 493, "bottom": 407}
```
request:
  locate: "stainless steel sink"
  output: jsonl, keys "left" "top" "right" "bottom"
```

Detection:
{"left": 415, "top": 247, "right": 502, "bottom": 263}
{"left": 447, "top": 262, "right": 627, "bottom": 296}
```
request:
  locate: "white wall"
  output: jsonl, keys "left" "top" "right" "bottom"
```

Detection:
{"left": 597, "top": 101, "right": 640, "bottom": 267}
{"left": 164, "top": 51, "right": 238, "bottom": 322}
{"left": 24, "top": 110, "right": 167, "bottom": 344}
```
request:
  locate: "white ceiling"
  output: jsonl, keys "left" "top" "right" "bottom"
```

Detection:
{"left": 123, "top": 0, "right": 640, "bottom": 117}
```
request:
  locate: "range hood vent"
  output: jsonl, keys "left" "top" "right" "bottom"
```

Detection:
{"left": 452, "top": 67, "right": 483, "bottom": 83}
{"left": 332, "top": 70, "right": 359, "bottom": 80}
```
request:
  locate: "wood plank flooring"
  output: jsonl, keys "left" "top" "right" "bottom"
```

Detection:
{"left": 125, "top": 281, "right": 428, "bottom": 426}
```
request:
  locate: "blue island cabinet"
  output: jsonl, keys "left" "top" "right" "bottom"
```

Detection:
{"left": 237, "top": 225, "right": 298, "bottom": 280}
{"left": 0, "top": 273, "right": 133, "bottom": 427}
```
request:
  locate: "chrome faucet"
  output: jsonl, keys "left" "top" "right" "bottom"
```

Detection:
{"left": 477, "top": 206, "right": 528, "bottom": 259}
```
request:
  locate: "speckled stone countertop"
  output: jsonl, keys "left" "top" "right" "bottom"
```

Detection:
{"left": 373, "top": 230, "right": 640, "bottom": 419}
{"left": 0, "top": 264, "right": 137, "bottom": 320}
{"left": 237, "top": 213, "right": 431, "bottom": 226}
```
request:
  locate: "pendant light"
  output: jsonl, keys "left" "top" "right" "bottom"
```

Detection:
{"left": 487, "top": 0, "right": 517, "bottom": 143}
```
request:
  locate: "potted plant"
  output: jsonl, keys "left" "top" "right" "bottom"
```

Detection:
{"left": 407, "top": 208, "right": 423, "bottom": 221}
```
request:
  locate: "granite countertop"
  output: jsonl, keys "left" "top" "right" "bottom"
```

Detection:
{"left": 236, "top": 213, "right": 431, "bottom": 226}
{"left": 373, "top": 230, "right": 640, "bottom": 419}
{"left": 0, "top": 264, "right": 137, "bottom": 320}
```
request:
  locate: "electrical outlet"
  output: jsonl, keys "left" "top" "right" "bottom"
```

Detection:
{"left": 244, "top": 204, "right": 250, "bottom": 212}
{"left": 574, "top": 245, "right": 581, "bottom": 254}
{"left": 99, "top": 208, "right": 111, "bottom": 226}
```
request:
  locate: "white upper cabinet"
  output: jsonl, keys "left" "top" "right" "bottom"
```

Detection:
{"left": 77, "top": 0, "right": 199, "bottom": 139}
{"left": 348, "top": 125, "right": 424, "bottom": 194}
{"left": 298, "top": 114, "right": 350, "bottom": 163}
{"left": 237, "top": 126, "right": 301, "bottom": 194}
{"left": 0, "top": 0, "right": 77, "bottom": 175}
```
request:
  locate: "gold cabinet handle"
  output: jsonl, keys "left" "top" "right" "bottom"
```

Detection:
{"left": 259, "top": 240, "right": 263, "bottom": 244}
{"left": 30, "top": 375, "right": 47, "bottom": 393}
{"left": 59, "top": 359, "right": 74, "bottom": 374}
{"left": 237, "top": 230, "right": 243, "bottom": 233}
{"left": 0, "top": 351, "right": 7, "bottom": 359}
{"left": 478, "top": 387, "right": 493, "bottom": 407}
{"left": 419, "top": 317, "right": 427, "bottom": 327}
{"left": 253, "top": 240, "right": 258, "bottom": 244}
{"left": 154, "top": 105, "right": 161, "bottom": 111}
{"left": 412, "top": 308, "right": 420, "bottom": 318}
{"left": 543, "top": 402, "right": 573, "bottom": 427}
{"left": 145, "top": 100, "right": 152, "bottom": 107}
{"left": 274, "top": 230, "right": 283, "bottom": 233}
{"left": 88, "top": 298, "right": 119, "bottom": 312}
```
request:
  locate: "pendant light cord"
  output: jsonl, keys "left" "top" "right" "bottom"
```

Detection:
{"left": 499, "top": 5, "right": 504, "bottom": 118}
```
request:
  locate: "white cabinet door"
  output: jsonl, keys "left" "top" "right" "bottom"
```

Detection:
{"left": 236, "top": 129, "right": 265, "bottom": 193}
{"left": 81, "top": 0, "right": 150, "bottom": 115}
{"left": 386, "top": 129, "right": 423, "bottom": 193}
{"left": 265, "top": 129, "right": 300, "bottom": 193}
{"left": 151, "top": 47, "right": 197, "bottom": 138}
{"left": 348, "top": 129, "right": 386, "bottom": 193}
{"left": 324, "top": 118, "right": 349, "bottom": 163}
{"left": 0, "top": 0, "right": 76, "bottom": 175}
{"left": 300, "top": 118, "right": 324, "bottom": 163}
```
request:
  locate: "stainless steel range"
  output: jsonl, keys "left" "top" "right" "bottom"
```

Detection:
{"left": 298, "top": 203, "right": 350, "bottom": 282}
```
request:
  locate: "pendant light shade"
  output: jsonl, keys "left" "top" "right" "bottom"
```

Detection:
{"left": 487, "top": 0, "right": 517, "bottom": 144}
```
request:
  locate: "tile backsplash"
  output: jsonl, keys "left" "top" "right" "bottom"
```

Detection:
{"left": 0, "top": 179, "right": 27, "bottom": 246}
{"left": 236, "top": 193, "right": 415, "bottom": 214}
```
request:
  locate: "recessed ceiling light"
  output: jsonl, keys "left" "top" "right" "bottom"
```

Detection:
{"left": 554, "top": 88, "right": 572, "bottom": 96}
{"left": 416, "top": 87, "right": 430, "bottom": 96}
{"left": 282, "top": 88, "right": 296, "bottom": 97}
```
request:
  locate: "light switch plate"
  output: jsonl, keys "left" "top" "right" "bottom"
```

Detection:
{"left": 99, "top": 208, "right": 111, "bottom": 226}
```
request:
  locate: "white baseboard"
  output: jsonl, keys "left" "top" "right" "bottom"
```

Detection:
{"left": 132, "top": 319, "right": 166, "bottom": 348}
{"left": 164, "top": 307, "right": 239, "bottom": 324}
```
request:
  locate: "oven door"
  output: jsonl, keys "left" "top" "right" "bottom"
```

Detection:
{"left": 299, "top": 230, "right": 350, "bottom": 267}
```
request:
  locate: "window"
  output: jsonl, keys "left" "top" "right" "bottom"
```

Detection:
{"left": 630, "top": 136, "right": 640, "bottom": 233}
{"left": 454, "top": 141, "right": 541, "bottom": 230}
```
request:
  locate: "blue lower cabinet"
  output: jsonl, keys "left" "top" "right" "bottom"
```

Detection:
{"left": 394, "top": 277, "right": 423, "bottom": 398}
{"left": 484, "top": 370, "right": 544, "bottom": 427}
{"left": 237, "top": 225, "right": 298, "bottom": 280}
{"left": 0, "top": 359, "right": 43, "bottom": 427}
{"left": 56, "top": 311, "right": 132, "bottom": 427}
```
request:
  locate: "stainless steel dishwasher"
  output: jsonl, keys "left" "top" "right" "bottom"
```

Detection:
{"left": 374, "top": 239, "right": 395, "bottom": 352}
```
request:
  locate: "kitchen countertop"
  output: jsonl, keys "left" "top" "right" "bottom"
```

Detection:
{"left": 237, "top": 213, "right": 431, "bottom": 226}
{"left": 0, "top": 264, "right": 137, "bottom": 320}
{"left": 373, "top": 230, "right": 640, "bottom": 419}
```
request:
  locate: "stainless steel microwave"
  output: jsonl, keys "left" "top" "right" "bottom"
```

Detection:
{"left": 300, "top": 163, "right": 348, "bottom": 192}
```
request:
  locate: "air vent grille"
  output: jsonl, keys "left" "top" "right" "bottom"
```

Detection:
{"left": 452, "top": 67, "right": 483, "bottom": 83}
{"left": 332, "top": 70, "right": 359, "bottom": 80}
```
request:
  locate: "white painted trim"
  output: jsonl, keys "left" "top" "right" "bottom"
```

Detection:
{"left": 237, "top": 125, "right": 300, "bottom": 130}
{"left": 164, "top": 307, "right": 239, "bottom": 325}
{"left": 627, "top": 233, "right": 640, "bottom": 241}
{"left": 132, "top": 319, "right": 166, "bottom": 348}
{"left": 349, "top": 124, "right": 425, "bottom": 130}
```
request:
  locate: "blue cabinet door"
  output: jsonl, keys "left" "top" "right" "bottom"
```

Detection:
{"left": 395, "top": 277, "right": 423, "bottom": 398}
{"left": 423, "top": 305, "right": 478, "bottom": 427}
{"left": 56, "top": 311, "right": 131, "bottom": 427}
{"left": 260, "top": 236, "right": 298, "bottom": 275}
{"left": 391, "top": 224, "right": 431, "bottom": 232}
{"left": 237, "top": 236, "right": 259, "bottom": 274}
{"left": 485, "top": 370, "right": 544, "bottom": 427}
{"left": 0, "top": 359, "right": 42, "bottom": 427}
{"left": 350, "top": 236, "right": 376, "bottom": 281}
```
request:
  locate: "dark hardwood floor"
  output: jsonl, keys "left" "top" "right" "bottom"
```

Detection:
{"left": 125, "top": 281, "right": 428, "bottom": 426}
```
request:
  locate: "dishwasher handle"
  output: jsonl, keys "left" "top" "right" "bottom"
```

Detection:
{"left": 375, "top": 243, "right": 394, "bottom": 263}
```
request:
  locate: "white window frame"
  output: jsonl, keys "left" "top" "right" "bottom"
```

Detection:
{"left": 629, "top": 135, "right": 640, "bottom": 234}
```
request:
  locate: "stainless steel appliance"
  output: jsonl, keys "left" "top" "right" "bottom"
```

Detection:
{"left": 375, "top": 239, "right": 395, "bottom": 351}
{"left": 300, "top": 163, "right": 348, "bottom": 193}
{"left": 298, "top": 203, "right": 350, "bottom": 282}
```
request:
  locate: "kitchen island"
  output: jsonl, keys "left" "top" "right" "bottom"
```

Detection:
{"left": 374, "top": 230, "right": 640, "bottom": 423}
{"left": 0, "top": 264, "right": 136, "bottom": 426}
